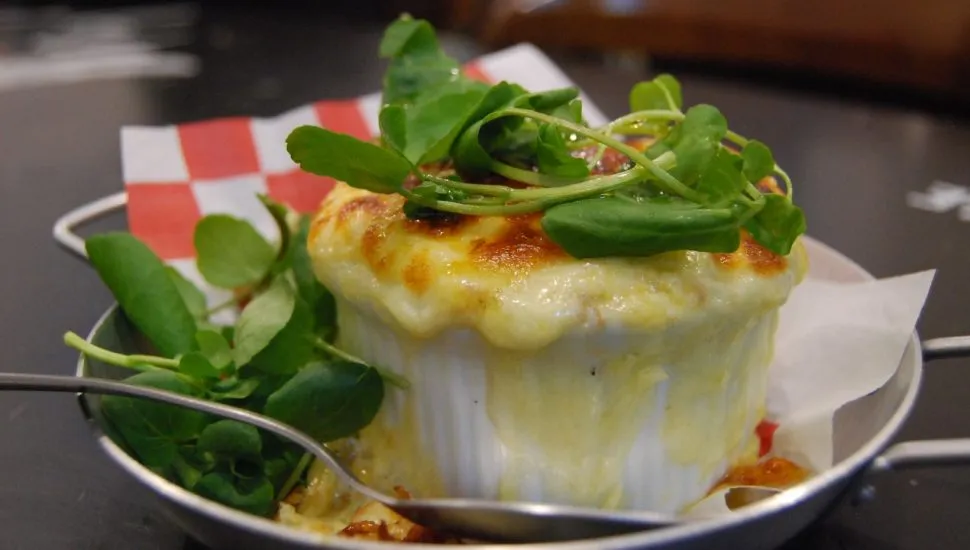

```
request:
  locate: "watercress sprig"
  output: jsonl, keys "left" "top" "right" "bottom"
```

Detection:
{"left": 66, "top": 196, "right": 404, "bottom": 518}
{"left": 286, "top": 13, "right": 806, "bottom": 258}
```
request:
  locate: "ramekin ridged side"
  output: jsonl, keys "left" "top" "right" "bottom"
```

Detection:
{"left": 336, "top": 297, "right": 778, "bottom": 514}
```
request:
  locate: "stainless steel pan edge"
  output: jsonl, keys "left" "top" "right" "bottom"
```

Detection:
{"left": 57, "top": 195, "right": 970, "bottom": 550}
{"left": 872, "top": 336, "right": 970, "bottom": 472}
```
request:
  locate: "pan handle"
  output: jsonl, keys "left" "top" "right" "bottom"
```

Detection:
{"left": 869, "top": 439, "right": 970, "bottom": 472}
{"left": 52, "top": 191, "right": 127, "bottom": 261}
{"left": 861, "top": 336, "right": 970, "bottom": 478}
{"left": 921, "top": 336, "right": 970, "bottom": 362}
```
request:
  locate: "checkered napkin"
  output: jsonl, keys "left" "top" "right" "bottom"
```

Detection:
{"left": 120, "top": 44, "right": 607, "bottom": 295}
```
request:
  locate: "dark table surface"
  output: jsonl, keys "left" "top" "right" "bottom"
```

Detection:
{"left": 2, "top": 4, "right": 970, "bottom": 550}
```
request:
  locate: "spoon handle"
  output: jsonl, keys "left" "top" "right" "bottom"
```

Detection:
{"left": 0, "top": 372, "right": 385, "bottom": 503}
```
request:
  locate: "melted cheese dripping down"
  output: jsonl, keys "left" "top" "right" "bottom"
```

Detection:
{"left": 489, "top": 309, "right": 778, "bottom": 509}
{"left": 303, "top": 299, "right": 780, "bottom": 513}
{"left": 485, "top": 342, "right": 667, "bottom": 508}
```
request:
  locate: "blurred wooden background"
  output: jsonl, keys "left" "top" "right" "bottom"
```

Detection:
{"left": 18, "top": 0, "right": 969, "bottom": 108}
{"left": 404, "top": 0, "right": 970, "bottom": 106}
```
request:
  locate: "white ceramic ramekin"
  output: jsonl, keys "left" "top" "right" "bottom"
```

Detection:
{"left": 335, "top": 297, "right": 777, "bottom": 514}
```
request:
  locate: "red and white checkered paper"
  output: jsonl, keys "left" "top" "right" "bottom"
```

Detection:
{"left": 120, "top": 44, "right": 607, "bottom": 306}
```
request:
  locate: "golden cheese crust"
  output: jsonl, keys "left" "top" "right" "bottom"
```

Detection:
{"left": 307, "top": 181, "right": 807, "bottom": 350}
{"left": 312, "top": 194, "right": 567, "bottom": 287}
{"left": 312, "top": 187, "right": 792, "bottom": 289}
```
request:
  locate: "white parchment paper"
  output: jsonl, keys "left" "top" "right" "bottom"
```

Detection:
{"left": 685, "top": 270, "right": 935, "bottom": 516}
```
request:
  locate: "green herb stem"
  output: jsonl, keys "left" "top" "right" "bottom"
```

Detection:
{"left": 64, "top": 331, "right": 180, "bottom": 371}
{"left": 737, "top": 185, "right": 768, "bottom": 211}
{"left": 488, "top": 161, "right": 583, "bottom": 188}
{"left": 722, "top": 132, "right": 794, "bottom": 201}
{"left": 604, "top": 109, "right": 684, "bottom": 131}
{"left": 414, "top": 162, "right": 664, "bottom": 217}
{"left": 205, "top": 297, "right": 240, "bottom": 317}
{"left": 277, "top": 452, "right": 312, "bottom": 501}
{"left": 403, "top": 190, "right": 548, "bottom": 216}
{"left": 313, "top": 338, "right": 362, "bottom": 364}
{"left": 313, "top": 338, "right": 410, "bottom": 390}
{"left": 510, "top": 165, "right": 650, "bottom": 201}
{"left": 744, "top": 182, "right": 765, "bottom": 203}
{"left": 657, "top": 84, "right": 680, "bottom": 111}
{"left": 736, "top": 199, "right": 766, "bottom": 225}
{"left": 497, "top": 108, "right": 705, "bottom": 203}
{"left": 771, "top": 167, "right": 794, "bottom": 201}
{"left": 565, "top": 137, "right": 596, "bottom": 150}
{"left": 724, "top": 130, "right": 749, "bottom": 147}
{"left": 421, "top": 174, "right": 513, "bottom": 198}
{"left": 585, "top": 144, "right": 607, "bottom": 170}
{"left": 464, "top": 196, "right": 511, "bottom": 206}
{"left": 609, "top": 113, "right": 793, "bottom": 202}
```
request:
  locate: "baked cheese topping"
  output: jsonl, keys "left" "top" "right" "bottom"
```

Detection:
{"left": 307, "top": 183, "right": 808, "bottom": 351}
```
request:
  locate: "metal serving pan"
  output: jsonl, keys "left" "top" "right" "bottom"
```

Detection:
{"left": 54, "top": 193, "right": 970, "bottom": 550}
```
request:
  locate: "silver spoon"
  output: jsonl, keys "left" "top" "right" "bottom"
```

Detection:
{"left": 0, "top": 373, "right": 683, "bottom": 543}
{"left": 0, "top": 373, "right": 785, "bottom": 542}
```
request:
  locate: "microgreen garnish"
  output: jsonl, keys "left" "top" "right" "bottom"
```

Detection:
{"left": 286, "top": 13, "right": 806, "bottom": 258}
{"left": 65, "top": 196, "right": 402, "bottom": 518}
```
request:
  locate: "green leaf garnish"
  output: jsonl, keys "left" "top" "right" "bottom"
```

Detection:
{"left": 286, "top": 125, "right": 412, "bottom": 194}
{"left": 450, "top": 82, "right": 530, "bottom": 176}
{"left": 263, "top": 361, "right": 384, "bottom": 443}
{"left": 257, "top": 194, "right": 296, "bottom": 265}
{"left": 248, "top": 296, "right": 316, "bottom": 375}
{"left": 208, "top": 377, "right": 262, "bottom": 401}
{"left": 69, "top": 191, "right": 399, "bottom": 522}
{"left": 744, "top": 194, "right": 806, "bottom": 255}
{"left": 166, "top": 267, "right": 207, "bottom": 320}
{"left": 656, "top": 104, "right": 728, "bottom": 188}
{"left": 282, "top": 16, "right": 805, "bottom": 260}
{"left": 381, "top": 79, "right": 491, "bottom": 165}
{"left": 379, "top": 14, "right": 462, "bottom": 106}
{"left": 541, "top": 196, "right": 742, "bottom": 258}
{"left": 232, "top": 276, "right": 296, "bottom": 368}
{"left": 86, "top": 233, "right": 197, "bottom": 357}
{"left": 195, "top": 470, "right": 275, "bottom": 517}
{"left": 172, "top": 450, "right": 207, "bottom": 490}
{"left": 178, "top": 352, "right": 221, "bottom": 379}
{"left": 101, "top": 370, "right": 206, "bottom": 468}
{"left": 694, "top": 148, "right": 747, "bottom": 204}
{"left": 198, "top": 420, "right": 263, "bottom": 460}
{"left": 536, "top": 124, "right": 590, "bottom": 179}
{"left": 629, "top": 74, "right": 683, "bottom": 112}
{"left": 741, "top": 140, "right": 775, "bottom": 183}
{"left": 194, "top": 215, "right": 276, "bottom": 289}
{"left": 195, "top": 330, "right": 233, "bottom": 371}
{"left": 288, "top": 216, "right": 337, "bottom": 334}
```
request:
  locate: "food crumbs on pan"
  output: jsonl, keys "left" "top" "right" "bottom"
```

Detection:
{"left": 712, "top": 456, "right": 809, "bottom": 492}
